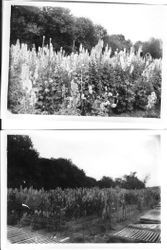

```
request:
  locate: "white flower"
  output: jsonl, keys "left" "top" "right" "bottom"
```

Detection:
{"left": 108, "top": 92, "right": 113, "bottom": 97}
{"left": 111, "top": 103, "right": 117, "bottom": 108}
{"left": 129, "top": 64, "right": 134, "bottom": 74}
{"left": 100, "top": 103, "right": 105, "bottom": 110}
{"left": 45, "top": 88, "right": 49, "bottom": 93}
{"left": 81, "top": 93, "right": 86, "bottom": 100}
{"left": 146, "top": 92, "right": 157, "bottom": 109}
{"left": 69, "top": 97, "right": 73, "bottom": 102}
{"left": 48, "top": 78, "right": 53, "bottom": 83}
{"left": 88, "top": 85, "right": 93, "bottom": 94}
{"left": 104, "top": 101, "right": 110, "bottom": 106}
{"left": 23, "top": 79, "right": 32, "bottom": 93}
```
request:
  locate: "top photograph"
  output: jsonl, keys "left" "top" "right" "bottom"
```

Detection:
{"left": 2, "top": 1, "right": 167, "bottom": 123}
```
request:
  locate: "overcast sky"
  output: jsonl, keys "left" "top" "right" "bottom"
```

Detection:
{"left": 41, "top": 1, "right": 165, "bottom": 43}
{"left": 29, "top": 131, "right": 160, "bottom": 187}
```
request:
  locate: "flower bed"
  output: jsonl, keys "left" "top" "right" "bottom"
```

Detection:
{"left": 8, "top": 40, "right": 162, "bottom": 117}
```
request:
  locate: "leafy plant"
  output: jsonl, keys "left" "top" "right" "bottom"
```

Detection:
{"left": 8, "top": 40, "right": 162, "bottom": 116}
{"left": 7, "top": 186, "right": 160, "bottom": 230}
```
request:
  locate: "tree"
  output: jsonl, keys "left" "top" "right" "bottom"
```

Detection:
{"left": 7, "top": 135, "right": 39, "bottom": 188}
{"left": 98, "top": 176, "right": 115, "bottom": 188}
{"left": 73, "top": 17, "right": 97, "bottom": 52}
{"left": 7, "top": 135, "right": 97, "bottom": 190}
{"left": 105, "top": 34, "right": 132, "bottom": 56}
{"left": 142, "top": 38, "right": 162, "bottom": 59}
{"left": 40, "top": 7, "right": 75, "bottom": 53}
{"left": 35, "top": 157, "right": 97, "bottom": 189}
{"left": 10, "top": 6, "right": 75, "bottom": 52}
{"left": 115, "top": 178, "right": 125, "bottom": 188}
{"left": 10, "top": 5, "right": 43, "bottom": 48}
{"left": 94, "top": 24, "right": 108, "bottom": 41}
{"left": 10, "top": 5, "right": 135, "bottom": 56}
{"left": 122, "top": 172, "right": 145, "bottom": 189}
{"left": 134, "top": 38, "right": 162, "bottom": 59}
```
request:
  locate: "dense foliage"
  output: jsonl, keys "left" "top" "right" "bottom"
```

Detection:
{"left": 10, "top": 6, "right": 130, "bottom": 54}
{"left": 7, "top": 135, "right": 39, "bottom": 187}
{"left": 8, "top": 135, "right": 146, "bottom": 190}
{"left": 8, "top": 40, "right": 161, "bottom": 116}
{"left": 7, "top": 186, "right": 160, "bottom": 229}
{"left": 10, "top": 5, "right": 162, "bottom": 59}
{"left": 134, "top": 38, "right": 162, "bottom": 59}
{"left": 7, "top": 135, "right": 95, "bottom": 189}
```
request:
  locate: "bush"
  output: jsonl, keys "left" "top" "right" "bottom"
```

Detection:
{"left": 134, "top": 77, "right": 153, "bottom": 110}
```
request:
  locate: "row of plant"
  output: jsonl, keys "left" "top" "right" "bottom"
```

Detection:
{"left": 8, "top": 186, "right": 160, "bottom": 230}
{"left": 8, "top": 40, "right": 162, "bottom": 116}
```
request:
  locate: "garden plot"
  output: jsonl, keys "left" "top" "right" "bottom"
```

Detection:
{"left": 8, "top": 40, "right": 161, "bottom": 117}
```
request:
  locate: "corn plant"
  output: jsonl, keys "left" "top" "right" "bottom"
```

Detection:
{"left": 7, "top": 186, "right": 160, "bottom": 230}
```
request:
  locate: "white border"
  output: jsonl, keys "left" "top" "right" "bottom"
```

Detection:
{"left": 1, "top": 1, "right": 167, "bottom": 129}
{"left": 1, "top": 129, "right": 167, "bottom": 250}
{"left": 2, "top": 0, "right": 167, "bottom": 5}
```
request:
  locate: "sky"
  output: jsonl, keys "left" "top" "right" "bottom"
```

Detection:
{"left": 40, "top": 1, "right": 165, "bottom": 43}
{"left": 29, "top": 131, "right": 161, "bottom": 187}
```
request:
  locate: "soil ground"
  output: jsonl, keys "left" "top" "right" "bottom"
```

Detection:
{"left": 8, "top": 209, "right": 150, "bottom": 243}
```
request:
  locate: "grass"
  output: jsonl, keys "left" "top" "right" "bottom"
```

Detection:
{"left": 8, "top": 209, "right": 151, "bottom": 243}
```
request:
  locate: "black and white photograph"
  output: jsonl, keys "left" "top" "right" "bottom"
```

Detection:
{"left": 1, "top": 0, "right": 167, "bottom": 249}
{"left": 4, "top": 131, "right": 161, "bottom": 244}
{"left": 5, "top": 1, "right": 164, "bottom": 119}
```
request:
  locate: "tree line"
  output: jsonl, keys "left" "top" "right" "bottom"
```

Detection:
{"left": 10, "top": 5, "right": 162, "bottom": 58}
{"left": 8, "top": 135, "right": 146, "bottom": 190}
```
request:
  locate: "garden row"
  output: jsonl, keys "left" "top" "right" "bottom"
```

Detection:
{"left": 8, "top": 186, "right": 160, "bottom": 230}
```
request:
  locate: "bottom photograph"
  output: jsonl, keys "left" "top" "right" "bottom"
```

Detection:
{"left": 6, "top": 131, "right": 161, "bottom": 244}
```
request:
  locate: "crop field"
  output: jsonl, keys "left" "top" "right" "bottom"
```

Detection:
{"left": 8, "top": 40, "right": 162, "bottom": 117}
{"left": 8, "top": 186, "right": 160, "bottom": 233}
